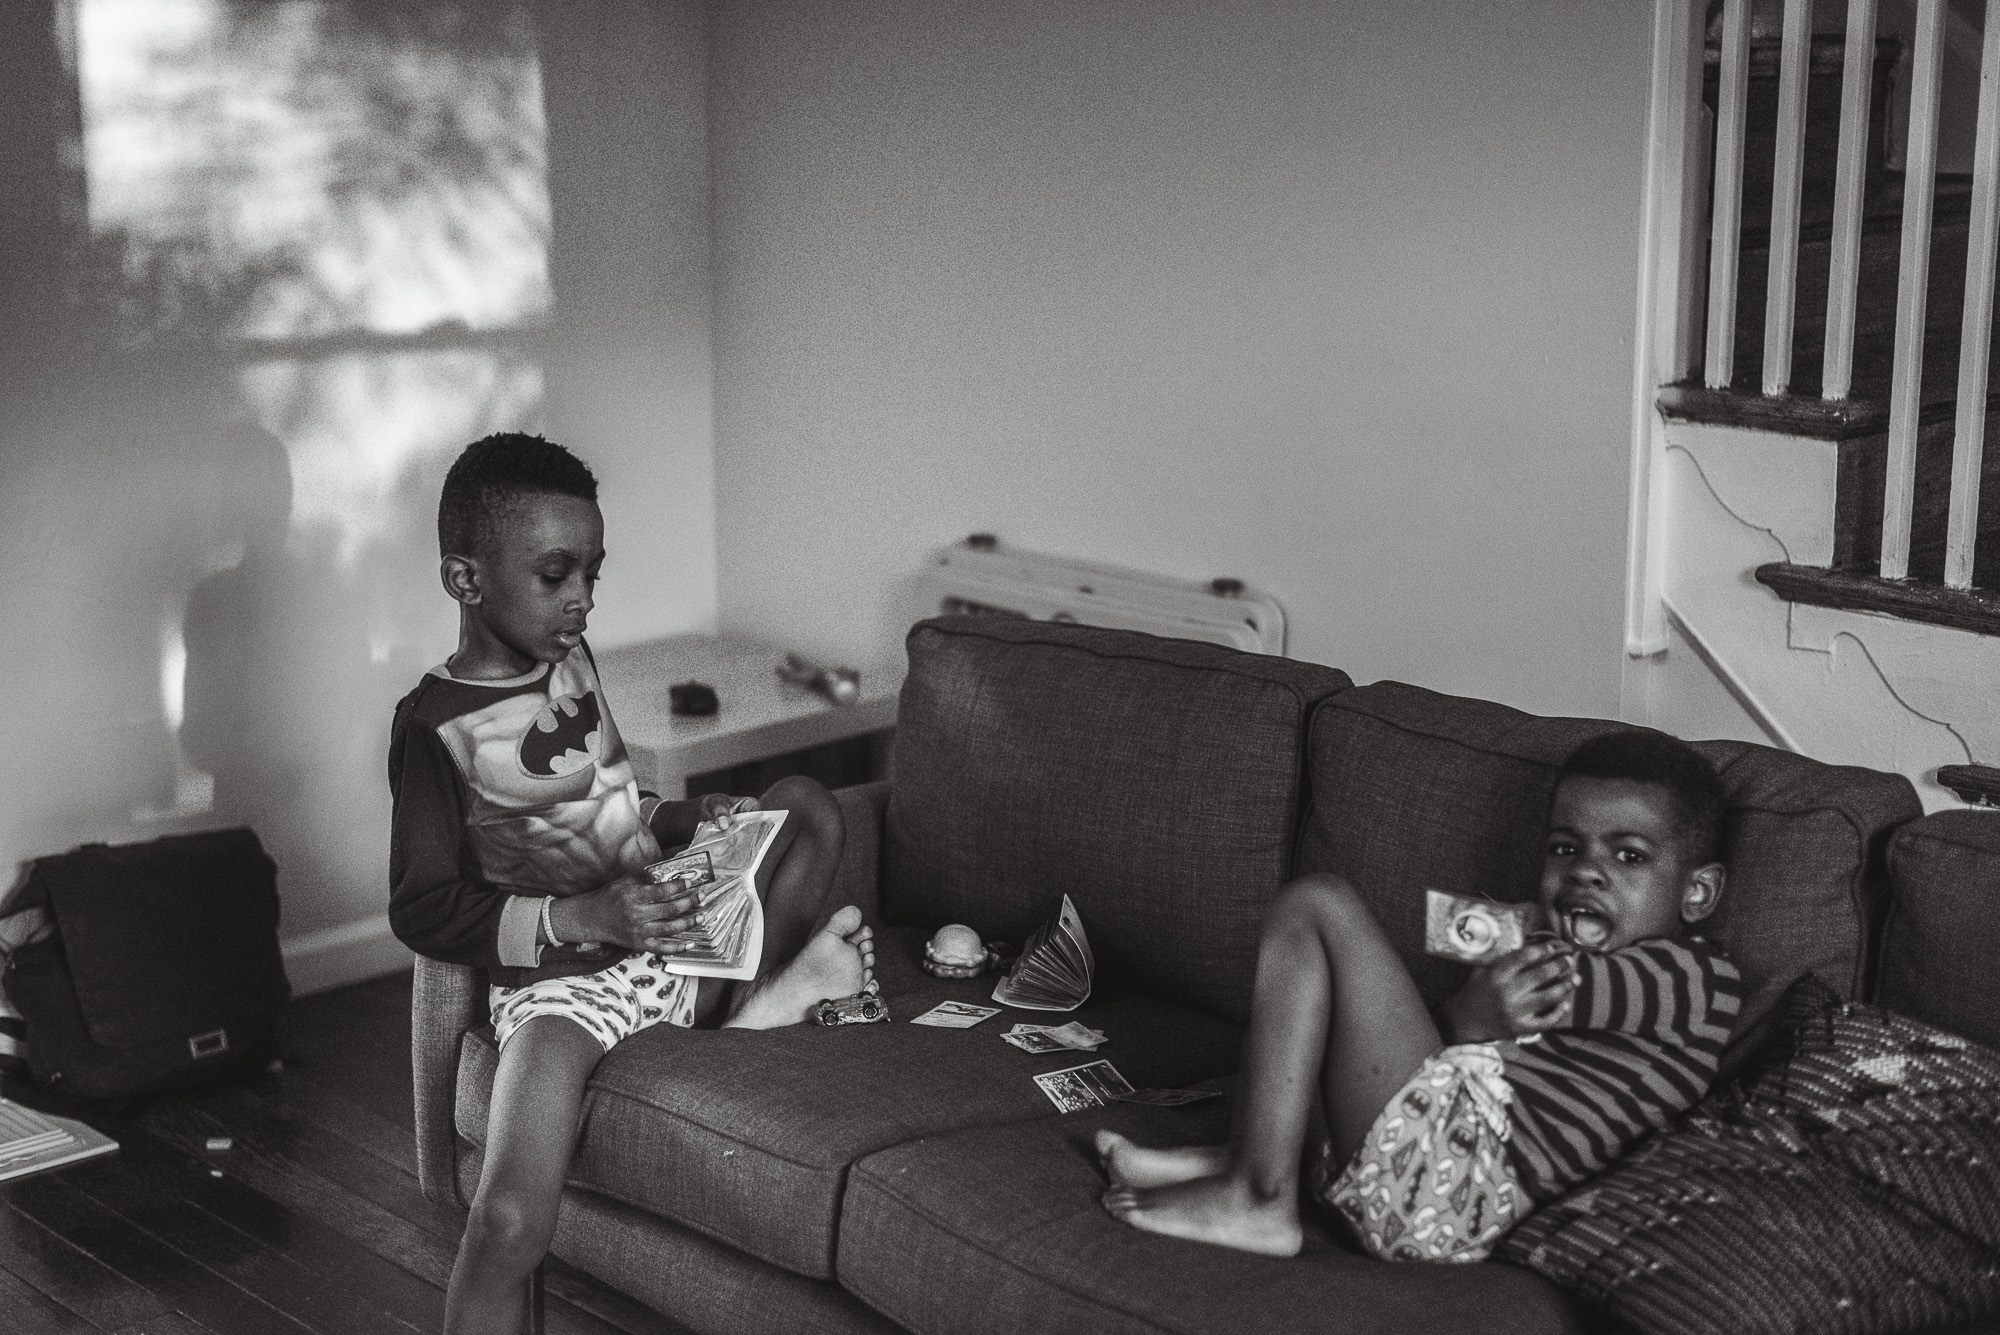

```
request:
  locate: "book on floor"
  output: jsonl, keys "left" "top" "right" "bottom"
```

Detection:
{"left": 645, "top": 808, "right": 787, "bottom": 982}
{"left": 992, "top": 894, "right": 1094, "bottom": 1012}
{"left": 0, "top": 1098, "right": 117, "bottom": 1183}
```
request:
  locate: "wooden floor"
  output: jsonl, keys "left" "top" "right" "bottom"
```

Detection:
{"left": 0, "top": 971, "right": 687, "bottom": 1335}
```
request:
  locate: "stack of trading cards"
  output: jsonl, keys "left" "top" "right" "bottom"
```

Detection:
{"left": 644, "top": 809, "right": 787, "bottom": 981}
{"left": 1002, "top": 1021, "right": 1106, "bottom": 1053}
{"left": 992, "top": 894, "right": 1094, "bottom": 1011}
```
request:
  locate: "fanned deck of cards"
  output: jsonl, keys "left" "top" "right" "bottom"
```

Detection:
{"left": 1033, "top": 1059, "right": 1133, "bottom": 1112}
{"left": 645, "top": 808, "right": 787, "bottom": 981}
{"left": 992, "top": 894, "right": 1094, "bottom": 1011}
{"left": 0, "top": 1099, "right": 117, "bottom": 1182}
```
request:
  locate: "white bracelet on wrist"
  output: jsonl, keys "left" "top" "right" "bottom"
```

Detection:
{"left": 540, "top": 895, "right": 563, "bottom": 948}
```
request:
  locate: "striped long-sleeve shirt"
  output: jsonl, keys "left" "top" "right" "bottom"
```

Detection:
{"left": 1500, "top": 936, "right": 1741, "bottom": 1202}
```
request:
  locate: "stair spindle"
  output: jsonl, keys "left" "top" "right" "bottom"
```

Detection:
{"left": 1880, "top": 0, "right": 1948, "bottom": 581}
{"left": 1762, "top": 0, "right": 1813, "bottom": 396}
{"left": 1821, "top": 0, "right": 1879, "bottom": 401}
{"left": 1704, "top": 0, "right": 1753, "bottom": 390}
{"left": 1944, "top": 0, "right": 2000, "bottom": 591}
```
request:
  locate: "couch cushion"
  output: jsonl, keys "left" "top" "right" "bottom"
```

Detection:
{"left": 885, "top": 617, "right": 1352, "bottom": 1023}
{"left": 1296, "top": 683, "right": 1921, "bottom": 1066}
{"left": 838, "top": 1102, "right": 1587, "bottom": 1335}
{"left": 1880, "top": 810, "right": 2000, "bottom": 1051}
{"left": 454, "top": 926, "right": 1242, "bottom": 1280}
{"left": 453, "top": 1146, "right": 899, "bottom": 1335}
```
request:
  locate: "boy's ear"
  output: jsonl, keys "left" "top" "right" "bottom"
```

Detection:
{"left": 440, "top": 554, "right": 481, "bottom": 607}
{"left": 1681, "top": 863, "right": 1725, "bottom": 924}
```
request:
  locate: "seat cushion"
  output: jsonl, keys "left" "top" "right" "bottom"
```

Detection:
{"left": 838, "top": 1102, "right": 1587, "bottom": 1335}
{"left": 1880, "top": 809, "right": 2000, "bottom": 1051}
{"left": 453, "top": 1146, "right": 899, "bottom": 1335}
{"left": 1296, "top": 683, "right": 1921, "bottom": 1067}
{"left": 885, "top": 617, "right": 1352, "bottom": 1023}
{"left": 454, "top": 926, "right": 1241, "bottom": 1280}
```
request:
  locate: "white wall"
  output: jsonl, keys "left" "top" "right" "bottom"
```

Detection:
{"left": 708, "top": 0, "right": 1654, "bottom": 719}
{"left": 0, "top": 0, "right": 715, "bottom": 992}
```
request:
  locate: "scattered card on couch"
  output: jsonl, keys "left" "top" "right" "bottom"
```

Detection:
{"left": 1033, "top": 1059, "right": 1133, "bottom": 1112}
{"left": 993, "top": 894, "right": 1094, "bottom": 1011}
{"left": 1002, "top": 1021, "right": 1106, "bottom": 1053}
{"left": 910, "top": 1001, "right": 1001, "bottom": 1029}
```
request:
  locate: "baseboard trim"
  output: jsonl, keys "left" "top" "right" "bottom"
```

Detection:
{"left": 282, "top": 914, "right": 413, "bottom": 997}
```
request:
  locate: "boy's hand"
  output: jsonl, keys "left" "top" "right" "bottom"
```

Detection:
{"left": 697, "top": 792, "right": 759, "bottom": 830}
{"left": 555, "top": 875, "right": 704, "bottom": 954}
{"left": 1442, "top": 939, "right": 1579, "bottom": 1043}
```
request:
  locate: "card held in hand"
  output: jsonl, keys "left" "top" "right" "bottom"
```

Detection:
{"left": 993, "top": 894, "right": 1094, "bottom": 1011}
{"left": 1033, "top": 1059, "right": 1133, "bottom": 1113}
{"left": 1423, "top": 889, "right": 1534, "bottom": 964}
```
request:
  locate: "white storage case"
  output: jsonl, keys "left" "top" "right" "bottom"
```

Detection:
{"left": 921, "top": 537, "right": 1285, "bottom": 657}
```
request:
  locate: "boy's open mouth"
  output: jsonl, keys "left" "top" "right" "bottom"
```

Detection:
{"left": 1560, "top": 906, "right": 1613, "bottom": 950}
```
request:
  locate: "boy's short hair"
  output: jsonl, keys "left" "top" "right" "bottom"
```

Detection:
{"left": 438, "top": 432, "right": 598, "bottom": 559}
{"left": 1556, "top": 731, "right": 1728, "bottom": 864}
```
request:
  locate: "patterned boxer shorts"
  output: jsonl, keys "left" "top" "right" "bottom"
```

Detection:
{"left": 489, "top": 951, "right": 699, "bottom": 1053}
{"left": 1309, "top": 1043, "right": 1529, "bottom": 1263}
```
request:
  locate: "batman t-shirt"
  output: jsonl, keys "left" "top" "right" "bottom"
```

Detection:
{"left": 387, "top": 643, "right": 660, "bottom": 987}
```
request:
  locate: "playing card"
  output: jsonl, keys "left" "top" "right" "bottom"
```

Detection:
{"left": 1423, "top": 889, "right": 1534, "bottom": 964}
{"left": 910, "top": 1001, "right": 1001, "bottom": 1029}
{"left": 1114, "top": 1087, "right": 1224, "bottom": 1107}
{"left": 644, "top": 848, "right": 714, "bottom": 889}
{"left": 1002, "top": 1029, "right": 1069, "bottom": 1053}
{"left": 1033, "top": 1059, "right": 1134, "bottom": 1113}
{"left": 1006, "top": 1021, "right": 1105, "bottom": 1051}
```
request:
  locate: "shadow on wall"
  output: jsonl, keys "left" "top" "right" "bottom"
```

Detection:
{"left": 0, "top": 0, "right": 553, "bottom": 952}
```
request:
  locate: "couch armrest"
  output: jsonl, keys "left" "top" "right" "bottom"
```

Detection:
{"left": 831, "top": 780, "right": 888, "bottom": 924}
{"left": 411, "top": 954, "right": 482, "bottom": 1209}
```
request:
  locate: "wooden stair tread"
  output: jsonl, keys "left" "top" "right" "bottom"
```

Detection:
{"left": 1754, "top": 563, "right": 2000, "bottom": 636}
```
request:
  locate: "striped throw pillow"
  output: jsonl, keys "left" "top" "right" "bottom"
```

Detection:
{"left": 1497, "top": 976, "right": 2000, "bottom": 1335}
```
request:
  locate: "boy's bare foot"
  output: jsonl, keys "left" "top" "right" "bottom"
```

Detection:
{"left": 1101, "top": 1173, "right": 1303, "bottom": 1257}
{"left": 726, "top": 906, "right": 874, "bottom": 1030}
{"left": 1094, "top": 1131, "right": 1231, "bottom": 1189}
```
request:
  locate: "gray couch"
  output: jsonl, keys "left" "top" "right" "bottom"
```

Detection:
{"left": 410, "top": 615, "right": 2000, "bottom": 1334}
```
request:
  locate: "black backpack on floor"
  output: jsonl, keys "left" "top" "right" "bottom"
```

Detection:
{"left": 3, "top": 828, "right": 291, "bottom": 1098}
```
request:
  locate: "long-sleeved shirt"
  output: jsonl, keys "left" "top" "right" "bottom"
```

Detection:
{"left": 387, "top": 642, "right": 662, "bottom": 989}
{"left": 1501, "top": 936, "right": 1741, "bottom": 1201}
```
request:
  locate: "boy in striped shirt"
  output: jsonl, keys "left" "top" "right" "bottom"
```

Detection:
{"left": 1100, "top": 732, "right": 1741, "bottom": 1262}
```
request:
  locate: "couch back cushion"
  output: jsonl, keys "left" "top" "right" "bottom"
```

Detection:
{"left": 1296, "top": 682, "right": 1921, "bottom": 1065}
{"left": 1880, "top": 809, "right": 2000, "bottom": 1050}
{"left": 884, "top": 617, "right": 1352, "bottom": 1022}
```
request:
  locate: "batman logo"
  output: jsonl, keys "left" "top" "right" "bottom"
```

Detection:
{"left": 519, "top": 692, "right": 603, "bottom": 778}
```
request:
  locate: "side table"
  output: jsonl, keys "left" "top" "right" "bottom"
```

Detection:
{"left": 592, "top": 634, "right": 902, "bottom": 799}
